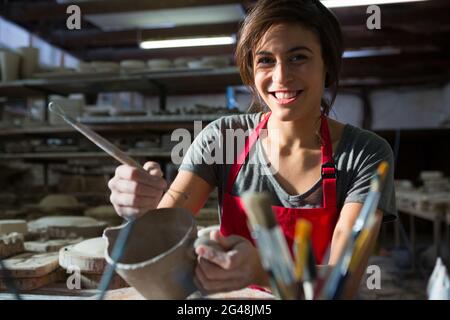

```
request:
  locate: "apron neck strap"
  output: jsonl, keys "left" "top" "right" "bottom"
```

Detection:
{"left": 225, "top": 112, "right": 336, "bottom": 193}
{"left": 320, "top": 114, "right": 334, "bottom": 165}
{"left": 225, "top": 113, "right": 270, "bottom": 193}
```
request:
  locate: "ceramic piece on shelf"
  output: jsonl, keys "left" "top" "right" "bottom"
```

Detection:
{"left": 0, "top": 50, "right": 21, "bottom": 82}
{"left": 59, "top": 237, "right": 107, "bottom": 273}
{"left": 18, "top": 47, "right": 39, "bottom": 79}
{"left": 103, "top": 207, "right": 198, "bottom": 299}
{"left": 47, "top": 98, "right": 84, "bottom": 126}
{"left": 77, "top": 62, "right": 92, "bottom": 73}
{"left": 90, "top": 61, "right": 120, "bottom": 73}
{"left": 423, "top": 178, "right": 450, "bottom": 193}
{"left": 120, "top": 60, "right": 146, "bottom": 70}
{"left": 83, "top": 105, "right": 113, "bottom": 117}
{"left": 0, "top": 232, "right": 24, "bottom": 259}
{"left": 0, "top": 219, "right": 27, "bottom": 237}
{"left": 1, "top": 251, "right": 60, "bottom": 278}
{"left": 28, "top": 216, "right": 107, "bottom": 239}
{"left": 394, "top": 179, "right": 415, "bottom": 191}
{"left": 420, "top": 171, "right": 444, "bottom": 181}
{"left": 173, "top": 57, "right": 190, "bottom": 68}
{"left": 147, "top": 59, "right": 173, "bottom": 70}
{"left": 201, "top": 56, "right": 230, "bottom": 68}
{"left": 187, "top": 59, "right": 205, "bottom": 69}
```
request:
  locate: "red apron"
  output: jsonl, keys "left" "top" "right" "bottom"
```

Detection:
{"left": 220, "top": 112, "right": 338, "bottom": 264}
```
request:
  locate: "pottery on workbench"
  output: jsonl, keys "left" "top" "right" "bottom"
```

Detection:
{"left": 26, "top": 194, "right": 86, "bottom": 216}
{"left": 28, "top": 216, "right": 108, "bottom": 239}
{"left": 0, "top": 232, "right": 25, "bottom": 259}
{"left": 0, "top": 219, "right": 28, "bottom": 237}
{"left": 58, "top": 237, "right": 128, "bottom": 289}
{"left": 59, "top": 237, "right": 107, "bottom": 273}
{"left": 103, "top": 207, "right": 198, "bottom": 299}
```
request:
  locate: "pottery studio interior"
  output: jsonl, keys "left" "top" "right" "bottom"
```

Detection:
{"left": 0, "top": 0, "right": 449, "bottom": 301}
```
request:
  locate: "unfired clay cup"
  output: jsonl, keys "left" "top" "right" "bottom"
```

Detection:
{"left": 103, "top": 207, "right": 198, "bottom": 299}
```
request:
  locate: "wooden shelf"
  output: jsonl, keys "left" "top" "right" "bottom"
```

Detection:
{"left": 0, "top": 122, "right": 193, "bottom": 137}
{"left": 0, "top": 151, "right": 172, "bottom": 160}
{"left": 0, "top": 114, "right": 230, "bottom": 138}
{"left": 0, "top": 67, "right": 242, "bottom": 97}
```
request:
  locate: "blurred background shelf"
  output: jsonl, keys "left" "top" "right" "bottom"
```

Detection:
{"left": 0, "top": 67, "right": 242, "bottom": 97}
{"left": 0, "top": 151, "right": 172, "bottom": 160}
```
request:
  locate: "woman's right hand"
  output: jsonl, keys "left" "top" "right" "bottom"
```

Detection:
{"left": 108, "top": 161, "right": 168, "bottom": 219}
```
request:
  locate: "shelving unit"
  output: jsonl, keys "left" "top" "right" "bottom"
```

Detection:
{"left": 0, "top": 67, "right": 242, "bottom": 98}
{"left": 0, "top": 151, "right": 172, "bottom": 160}
{"left": 0, "top": 64, "right": 244, "bottom": 203}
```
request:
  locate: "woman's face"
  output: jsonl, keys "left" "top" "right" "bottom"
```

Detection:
{"left": 253, "top": 23, "right": 326, "bottom": 121}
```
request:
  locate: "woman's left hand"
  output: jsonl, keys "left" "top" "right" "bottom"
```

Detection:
{"left": 194, "top": 230, "right": 268, "bottom": 294}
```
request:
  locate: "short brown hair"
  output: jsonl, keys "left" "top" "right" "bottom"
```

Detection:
{"left": 235, "top": 0, "right": 343, "bottom": 115}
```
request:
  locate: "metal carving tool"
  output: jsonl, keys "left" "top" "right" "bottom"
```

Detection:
{"left": 48, "top": 102, "right": 141, "bottom": 168}
{"left": 48, "top": 101, "right": 139, "bottom": 299}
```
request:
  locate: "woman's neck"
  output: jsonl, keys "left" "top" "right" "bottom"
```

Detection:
{"left": 265, "top": 111, "right": 322, "bottom": 151}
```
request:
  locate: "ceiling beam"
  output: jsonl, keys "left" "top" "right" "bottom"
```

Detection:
{"left": 1, "top": 0, "right": 246, "bottom": 22}
{"left": 81, "top": 45, "right": 237, "bottom": 61}
{"left": 330, "top": 0, "right": 450, "bottom": 26}
{"left": 48, "top": 23, "right": 449, "bottom": 53}
{"left": 50, "top": 22, "right": 240, "bottom": 48}
{"left": 4, "top": 0, "right": 449, "bottom": 25}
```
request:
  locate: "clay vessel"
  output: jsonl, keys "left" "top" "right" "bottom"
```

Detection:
{"left": 103, "top": 207, "right": 198, "bottom": 299}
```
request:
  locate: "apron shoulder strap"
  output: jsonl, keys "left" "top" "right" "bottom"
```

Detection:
{"left": 319, "top": 114, "right": 337, "bottom": 208}
{"left": 225, "top": 113, "right": 271, "bottom": 193}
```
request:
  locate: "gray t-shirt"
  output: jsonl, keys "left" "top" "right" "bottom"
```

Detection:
{"left": 179, "top": 112, "right": 397, "bottom": 222}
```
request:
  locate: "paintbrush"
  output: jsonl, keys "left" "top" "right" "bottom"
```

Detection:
{"left": 339, "top": 213, "right": 380, "bottom": 299}
{"left": 294, "top": 219, "right": 312, "bottom": 281}
{"left": 48, "top": 102, "right": 142, "bottom": 168}
{"left": 241, "top": 192, "right": 297, "bottom": 300}
{"left": 293, "top": 219, "right": 317, "bottom": 299}
{"left": 351, "top": 161, "right": 389, "bottom": 239}
{"left": 319, "top": 161, "right": 389, "bottom": 299}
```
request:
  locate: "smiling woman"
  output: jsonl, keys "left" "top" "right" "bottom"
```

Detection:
{"left": 252, "top": 23, "right": 328, "bottom": 122}
{"left": 108, "top": 0, "right": 397, "bottom": 299}
{"left": 236, "top": 0, "right": 343, "bottom": 116}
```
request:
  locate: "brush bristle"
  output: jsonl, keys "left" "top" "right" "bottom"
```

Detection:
{"left": 294, "top": 219, "right": 312, "bottom": 243}
{"left": 377, "top": 161, "right": 389, "bottom": 182}
{"left": 242, "top": 192, "right": 277, "bottom": 229}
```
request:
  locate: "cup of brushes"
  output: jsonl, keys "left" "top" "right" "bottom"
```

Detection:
{"left": 241, "top": 160, "right": 389, "bottom": 300}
